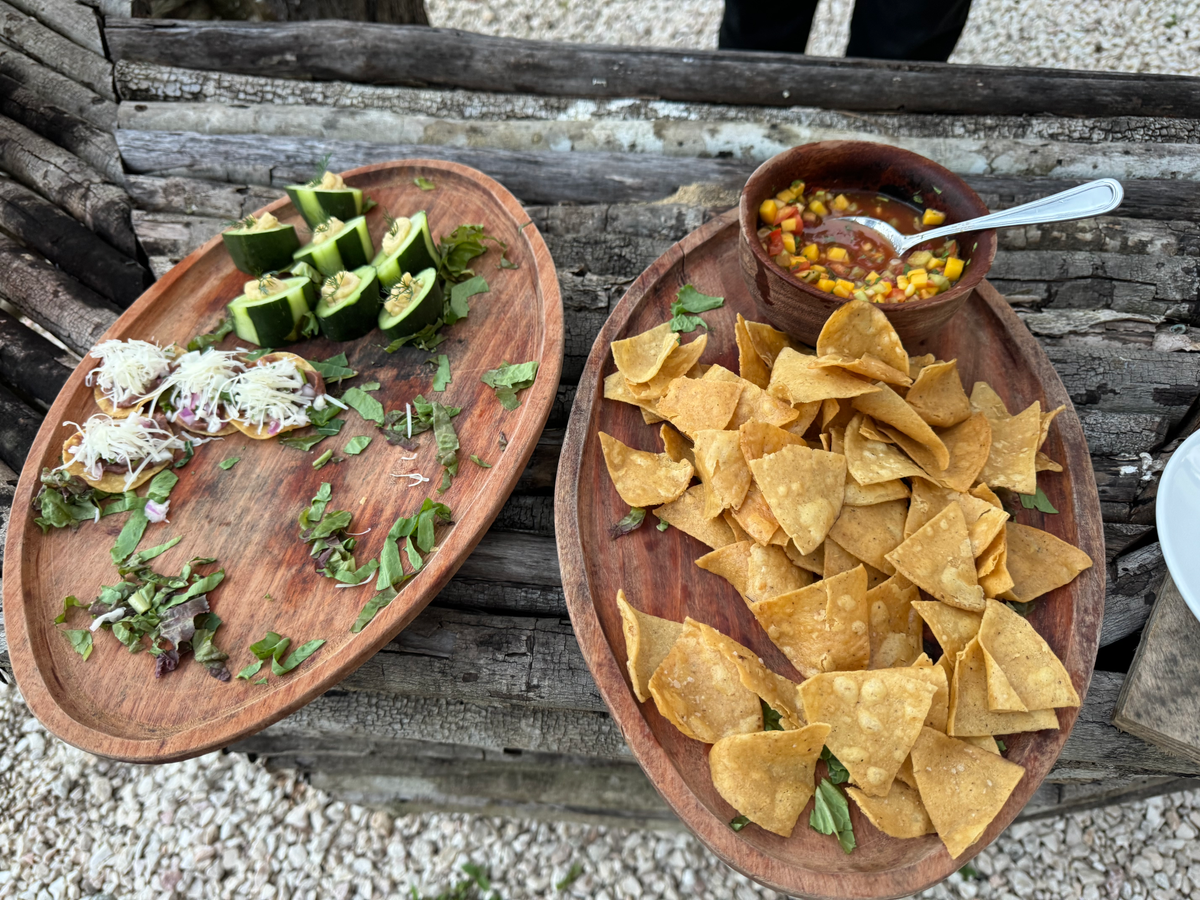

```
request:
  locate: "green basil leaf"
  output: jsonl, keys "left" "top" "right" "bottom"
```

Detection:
{"left": 308, "top": 353, "right": 357, "bottom": 382}
{"left": 352, "top": 586, "right": 400, "bottom": 633}
{"left": 187, "top": 317, "right": 234, "bottom": 352}
{"left": 821, "top": 746, "right": 850, "bottom": 785}
{"left": 469, "top": 455, "right": 491, "bottom": 468}
{"left": 414, "top": 176, "right": 436, "bottom": 191}
{"left": 275, "top": 638, "right": 325, "bottom": 674}
{"left": 445, "top": 275, "right": 489, "bottom": 325}
{"left": 280, "top": 433, "right": 326, "bottom": 451}
{"left": 480, "top": 360, "right": 538, "bottom": 409}
{"left": 360, "top": 381, "right": 381, "bottom": 392}
{"left": 53, "top": 595, "right": 86, "bottom": 625}
{"left": 810, "top": 779, "right": 855, "bottom": 853}
{"left": 673, "top": 284, "right": 725, "bottom": 314}
{"left": 243, "top": 347, "right": 273, "bottom": 362}
{"left": 1019, "top": 486, "right": 1059, "bottom": 514}
{"left": 250, "top": 632, "right": 288, "bottom": 660}
{"left": 341, "top": 386, "right": 385, "bottom": 425}
{"left": 147, "top": 470, "right": 178, "bottom": 504}
{"left": 429, "top": 354, "right": 452, "bottom": 392}
{"left": 62, "top": 629, "right": 93, "bottom": 660}
{"left": 236, "top": 659, "right": 264, "bottom": 680}
{"left": 404, "top": 535, "right": 423, "bottom": 572}
{"left": 431, "top": 402, "right": 459, "bottom": 468}
{"left": 669, "top": 312, "right": 708, "bottom": 333}
{"left": 376, "top": 536, "right": 404, "bottom": 590}
{"left": 218, "top": 457, "right": 240, "bottom": 470}
{"left": 110, "top": 502, "right": 150, "bottom": 565}
{"left": 343, "top": 435, "right": 372, "bottom": 455}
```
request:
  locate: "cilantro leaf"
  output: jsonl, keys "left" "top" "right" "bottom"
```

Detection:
{"left": 481, "top": 360, "right": 539, "bottom": 410}
{"left": 669, "top": 284, "right": 724, "bottom": 333}
{"left": 821, "top": 746, "right": 850, "bottom": 784}
{"left": 429, "top": 354, "right": 452, "bottom": 392}
{"left": 414, "top": 176, "right": 436, "bottom": 191}
{"left": 610, "top": 507, "right": 645, "bottom": 539}
{"left": 810, "top": 779, "right": 855, "bottom": 853}
{"left": 218, "top": 457, "right": 240, "bottom": 470}
{"left": 341, "top": 386, "right": 385, "bottom": 425}
{"left": 761, "top": 700, "right": 785, "bottom": 732}
{"left": 343, "top": 435, "right": 372, "bottom": 455}
{"left": 1019, "top": 486, "right": 1059, "bottom": 514}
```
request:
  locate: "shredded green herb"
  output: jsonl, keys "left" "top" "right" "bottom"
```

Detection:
{"left": 110, "top": 470, "right": 179, "bottom": 566}
{"left": 446, "top": 275, "right": 489, "bottom": 325}
{"left": 729, "top": 815, "right": 751, "bottom": 832}
{"left": 761, "top": 700, "right": 785, "bottom": 731}
{"left": 341, "top": 386, "right": 385, "bottom": 425}
{"left": 343, "top": 435, "right": 372, "bottom": 455}
{"left": 610, "top": 507, "right": 645, "bottom": 539}
{"left": 821, "top": 746, "right": 850, "bottom": 784}
{"left": 357, "top": 499, "right": 452, "bottom": 631}
{"left": 298, "top": 483, "right": 367, "bottom": 581}
{"left": 280, "top": 433, "right": 326, "bottom": 452}
{"left": 218, "top": 457, "right": 240, "bottom": 471}
{"left": 810, "top": 778, "right": 855, "bottom": 854}
{"left": 1019, "top": 486, "right": 1059, "bottom": 514}
{"left": 438, "top": 224, "right": 506, "bottom": 283}
{"left": 656, "top": 520, "right": 669, "bottom": 532}
{"left": 243, "top": 346, "right": 273, "bottom": 362}
{"left": 469, "top": 455, "right": 491, "bottom": 468}
{"left": 414, "top": 176, "right": 436, "bottom": 191}
{"left": 481, "top": 360, "right": 539, "bottom": 410}
{"left": 308, "top": 352, "right": 357, "bottom": 382}
{"left": 312, "top": 449, "right": 333, "bottom": 469}
{"left": 430, "top": 354, "right": 452, "bottom": 392}
{"left": 187, "top": 317, "right": 234, "bottom": 352}
{"left": 173, "top": 440, "right": 195, "bottom": 470}
{"left": 61, "top": 629, "right": 93, "bottom": 660}
{"left": 669, "top": 284, "right": 725, "bottom": 333}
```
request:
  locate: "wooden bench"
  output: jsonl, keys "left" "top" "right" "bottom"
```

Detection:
{"left": 2, "top": 6, "right": 1200, "bottom": 827}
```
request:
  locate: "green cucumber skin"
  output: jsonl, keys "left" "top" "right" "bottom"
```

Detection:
{"left": 223, "top": 225, "right": 301, "bottom": 275}
{"left": 316, "top": 265, "right": 381, "bottom": 342}
{"left": 378, "top": 267, "right": 444, "bottom": 340}
{"left": 285, "top": 185, "right": 363, "bottom": 228}
{"left": 227, "top": 278, "right": 317, "bottom": 347}
{"left": 371, "top": 211, "right": 440, "bottom": 288}
{"left": 292, "top": 216, "right": 374, "bottom": 277}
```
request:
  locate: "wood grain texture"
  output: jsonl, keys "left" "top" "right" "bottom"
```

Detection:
{"left": 0, "top": 0, "right": 113, "bottom": 100}
{"left": 1113, "top": 573, "right": 1200, "bottom": 765}
{"left": 2, "top": 158, "right": 563, "bottom": 763}
{"left": 555, "top": 210, "right": 1105, "bottom": 897}
{"left": 102, "top": 19, "right": 1200, "bottom": 119}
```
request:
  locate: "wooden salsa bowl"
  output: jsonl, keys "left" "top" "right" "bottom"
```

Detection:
{"left": 737, "top": 141, "right": 997, "bottom": 346}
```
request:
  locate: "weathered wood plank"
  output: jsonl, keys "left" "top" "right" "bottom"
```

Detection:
{"left": 0, "top": 0, "right": 113, "bottom": 100}
{"left": 125, "top": 173, "right": 284, "bottom": 219}
{"left": 103, "top": 19, "right": 1200, "bottom": 118}
{"left": 0, "top": 115, "right": 137, "bottom": 257}
{"left": 1102, "top": 543, "right": 1165, "bottom": 648}
{"left": 0, "top": 308, "right": 74, "bottom": 409}
{"left": 5, "top": 0, "right": 105, "bottom": 55}
{"left": 0, "top": 46, "right": 116, "bottom": 132}
{"left": 0, "top": 379, "right": 42, "bottom": 472}
{"left": 1044, "top": 345, "right": 1200, "bottom": 428}
{"left": 0, "top": 176, "right": 149, "bottom": 308}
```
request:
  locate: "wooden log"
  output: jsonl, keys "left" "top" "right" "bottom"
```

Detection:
{"left": 5, "top": 0, "right": 104, "bottom": 54}
{"left": 0, "top": 177, "right": 149, "bottom": 307}
{"left": 0, "top": 115, "right": 138, "bottom": 257}
{"left": 124, "top": 173, "right": 283, "bottom": 219}
{"left": 0, "top": 70, "right": 123, "bottom": 182}
{"left": 0, "top": 232, "right": 119, "bottom": 354}
{"left": 0, "top": 379, "right": 42, "bottom": 472}
{"left": 0, "top": 308, "right": 73, "bottom": 409}
{"left": 1102, "top": 543, "right": 1165, "bottom": 648}
{"left": 0, "top": 46, "right": 117, "bottom": 132}
{"left": 103, "top": 18, "right": 1200, "bottom": 119}
{"left": 0, "top": 0, "right": 113, "bottom": 100}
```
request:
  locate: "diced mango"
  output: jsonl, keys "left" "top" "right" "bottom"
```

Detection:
{"left": 801, "top": 243, "right": 819, "bottom": 262}
{"left": 928, "top": 256, "right": 945, "bottom": 270}
{"left": 944, "top": 257, "right": 965, "bottom": 280}
{"left": 759, "top": 199, "right": 779, "bottom": 225}
{"left": 826, "top": 247, "right": 849, "bottom": 262}
{"left": 810, "top": 264, "right": 827, "bottom": 273}
{"left": 808, "top": 199, "right": 829, "bottom": 217}
{"left": 864, "top": 270, "right": 881, "bottom": 285}
{"left": 780, "top": 217, "right": 798, "bottom": 233}
{"left": 776, "top": 189, "right": 797, "bottom": 204}
{"left": 817, "top": 278, "right": 836, "bottom": 293}
{"left": 921, "top": 287, "right": 939, "bottom": 299}
{"left": 790, "top": 180, "right": 806, "bottom": 194}
{"left": 897, "top": 275, "right": 909, "bottom": 290}
{"left": 835, "top": 278, "right": 855, "bottom": 293}
{"left": 907, "top": 268, "right": 928, "bottom": 287}
{"left": 832, "top": 284, "right": 852, "bottom": 299}
{"left": 782, "top": 233, "right": 796, "bottom": 254}
{"left": 923, "top": 209, "right": 947, "bottom": 226}
{"left": 833, "top": 193, "right": 850, "bottom": 211}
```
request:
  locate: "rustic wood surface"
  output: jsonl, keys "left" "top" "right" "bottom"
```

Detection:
{"left": 2, "top": 158, "right": 564, "bottom": 763}
{"left": 1113, "top": 574, "right": 1200, "bottom": 766}
{"left": 555, "top": 209, "right": 1104, "bottom": 897}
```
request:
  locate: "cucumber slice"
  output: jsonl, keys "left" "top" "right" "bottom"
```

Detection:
{"left": 370, "top": 211, "right": 440, "bottom": 288}
{"left": 285, "top": 184, "right": 364, "bottom": 228}
{"left": 316, "top": 266, "right": 382, "bottom": 342}
{"left": 293, "top": 216, "right": 374, "bottom": 277}
{"left": 223, "top": 222, "right": 301, "bottom": 275}
{"left": 378, "top": 267, "right": 443, "bottom": 339}
{"left": 227, "top": 277, "right": 317, "bottom": 347}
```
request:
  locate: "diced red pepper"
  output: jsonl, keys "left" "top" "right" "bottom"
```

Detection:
{"left": 767, "top": 228, "right": 784, "bottom": 257}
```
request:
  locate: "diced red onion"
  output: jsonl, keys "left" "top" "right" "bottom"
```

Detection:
{"left": 145, "top": 499, "right": 170, "bottom": 523}
{"left": 268, "top": 420, "right": 282, "bottom": 436}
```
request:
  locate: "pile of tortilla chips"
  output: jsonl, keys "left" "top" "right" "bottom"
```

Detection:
{"left": 602, "top": 301, "right": 1093, "bottom": 858}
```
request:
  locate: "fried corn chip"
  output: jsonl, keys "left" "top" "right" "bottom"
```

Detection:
{"left": 971, "top": 483, "right": 1003, "bottom": 508}
{"left": 912, "top": 601, "right": 982, "bottom": 661}
{"left": 905, "top": 480, "right": 1009, "bottom": 555}
{"left": 895, "top": 754, "right": 917, "bottom": 789}
{"left": 745, "top": 319, "right": 794, "bottom": 368}
{"left": 852, "top": 383, "right": 950, "bottom": 470}
{"left": 749, "top": 445, "right": 847, "bottom": 554}
{"left": 736, "top": 314, "right": 771, "bottom": 389}
{"left": 729, "top": 483, "right": 782, "bottom": 545}
{"left": 828, "top": 497, "right": 908, "bottom": 575}
{"left": 910, "top": 726, "right": 1026, "bottom": 858}
{"left": 696, "top": 540, "right": 753, "bottom": 599}
{"left": 746, "top": 543, "right": 812, "bottom": 604}
{"left": 648, "top": 618, "right": 763, "bottom": 742}
{"left": 859, "top": 416, "right": 893, "bottom": 443}
{"left": 883, "top": 412, "right": 992, "bottom": 494}
{"left": 753, "top": 566, "right": 870, "bottom": 678}
{"left": 612, "top": 322, "right": 679, "bottom": 384}
{"left": 616, "top": 590, "right": 684, "bottom": 703}
{"left": 604, "top": 371, "right": 663, "bottom": 420}
{"left": 845, "top": 475, "right": 912, "bottom": 508}
{"left": 693, "top": 429, "right": 753, "bottom": 517}
{"left": 767, "top": 347, "right": 880, "bottom": 405}
{"left": 599, "top": 432, "right": 694, "bottom": 507}
{"left": 868, "top": 575, "right": 923, "bottom": 670}
{"left": 909, "top": 353, "right": 937, "bottom": 381}
{"left": 786, "top": 539, "right": 825, "bottom": 575}
{"left": 1001, "top": 522, "right": 1094, "bottom": 603}
{"left": 799, "top": 668, "right": 938, "bottom": 797}
{"left": 739, "top": 421, "right": 806, "bottom": 464}
{"left": 723, "top": 510, "right": 752, "bottom": 543}
{"left": 978, "top": 530, "right": 1015, "bottom": 598}
{"left": 654, "top": 485, "right": 736, "bottom": 550}
{"left": 885, "top": 503, "right": 985, "bottom": 612}
{"left": 816, "top": 299, "right": 910, "bottom": 375}
{"left": 641, "top": 407, "right": 665, "bottom": 424}
{"left": 657, "top": 377, "right": 743, "bottom": 436}
{"left": 969, "top": 382, "right": 1010, "bottom": 419}
{"left": 1036, "top": 451, "right": 1063, "bottom": 473}
{"left": 947, "top": 637, "right": 1060, "bottom": 737}
{"left": 847, "top": 780, "right": 936, "bottom": 839}
{"left": 978, "top": 598, "right": 1080, "bottom": 709}
{"left": 903, "top": 658, "right": 950, "bottom": 731}
{"left": 709, "top": 725, "right": 830, "bottom": 837}
{"left": 824, "top": 536, "right": 863, "bottom": 579}
{"left": 660, "top": 422, "right": 695, "bottom": 466}
{"left": 844, "top": 413, "right": 927, "bottom": 485}
{"left": 788, "top": 399, "right": 823, "bottom": 437}
{"left": 904, "top": 359, "right": 972, "bottom": 428}
{"left": 960, "top": 734, "right": 1001, "bottom": 754}
{"left": 716, "top": 639, "right": 807, "bottom": 729}
{"left": 977, "top": 402, "right": 1041, "bottom": 495}
{"left": 813, "top": 353, "right": 913, "bottom": 387}
{"left": 1039, "top": 404, "right": 1065, "bottom": 449}
{"left": 983, "top": 643, "right": 1029, "bottom": 712}
{"left": 628, "top": 333, "right": 710, "bottom": 401}
{"left": 703, "top": 365, "right": 800, "bottom": 430}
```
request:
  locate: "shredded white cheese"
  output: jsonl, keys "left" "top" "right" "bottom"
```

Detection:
{"left": 87, "top": 340, "right": 175, "bottom": 408}
{"left": 223, "top": 358, "right": 317, "bottom": 435}
{"left": 154, "top": 348, "right": 246, "bottom": 433}
{"left": 60, "top": 414, "right": 191, "bottom": 488}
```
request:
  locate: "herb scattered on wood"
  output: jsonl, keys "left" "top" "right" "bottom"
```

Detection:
{"left": 1019, "top": 486, "right": 1059, "bottom": 514}
{"left": 669, "top": 284, "right": 725, "bottom": 333}
{"left": 240, "top": 631, "right": 326, "bottom": 678}
{"left": 110, "top": 470, "right": 179, "bottom": 566}
{"left": 438, "top": 224, "right": 506, "bottom": 282}
{"left": 173, "top": 440, "right": 195, "bottom": 469}
{"left": 810, "top": 778, "right": 855, "bottom": 854}
{"left": 307, "top": 352, "right": 357, "bottom": 382}
{"left": 343, "top": 435, "right": 372, "bottom": 455}
{"left": 469, "top": 455, "right": 491, "bottom": 468}
{"left": 298, "top": 483, "right": 369, "bottom": 582}
{"left": 354, "top": 498, "right": 452, "bottom": 632}
{"left": 429, "top": 354, "right": 452, "bottom": 391}
{"left": 218, "top": 457, "right": 240, "bottom": 470}
{"left": 187, "top": 317, "right": 233, "bottom": 352}
{"left": 481, "top": 360, "right": 539, "bottom": 410}
{"left": 729, "top": 815, "right": 750, "bottom": 832}
{"left": 821, "top": 746, "right": 850, "bottom": 784}
{"left": 610, "top": 506, "right": 645, "bottom": 539}
{"left": 341, "top": 386, "right": 385, "bottom": 425}
{"left": 413, "top": 176, "right": 436, "bottom": 191}
{"left": 446, "top": 275, "right": 489, "bottom": 325}
{"left": 312, "top": 449, "right": 334, "bottom": 469}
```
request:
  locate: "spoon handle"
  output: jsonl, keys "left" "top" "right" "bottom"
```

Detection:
{"left": 904, "top": 178, "right": 1125, "bottom": 251}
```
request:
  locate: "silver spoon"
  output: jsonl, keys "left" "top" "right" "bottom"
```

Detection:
{"left": 841, "top": 178, "right": 1125, "bottom": 257}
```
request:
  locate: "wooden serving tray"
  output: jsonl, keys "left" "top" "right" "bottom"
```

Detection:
{"left": 4, "top": 159, "right": 563, "bottom": 763}
{"left": 555, "top": 209, "right": 1104, "bottom": 898}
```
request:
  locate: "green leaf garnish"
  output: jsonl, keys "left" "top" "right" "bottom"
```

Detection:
{"left": 312, "top": 449, "right": 334, "bottom": 469}
{"left": 996, "top": 739, "right": 1007, "bottom": 752}
{"left": 481, "top": 360, "right": 539, "bottom": 410}
{"left": 761, "top": 700, "right": 785, "bottom": 731}
{"left": 280, "top": 433, "right": 326, "bottom": 452}
{"left": 669, "top": 284, "right": 724, "bottom": 333}
{"left": 110, "top": 470, "right": 179, "bottom": 565}
{"left": 237, "top": 659, "right": 264, "bottom": 680}
{"left": 343, "top": 435, "right": 371, "bottom": 455}
{"left": 352, "top": 585, "right": 400, "bottom": 633}
{"left": 54, "top": 595, "right": 87, "bottom": 625}
{"left": 273, "top": 638, "right": 325, "bottom": 675}
{"left": 820, "top": 746, "right": 850, "bottom": 784}
{"left": 469, "top": 455, "right": 491, "bottom": 468}
{"left": 1018, "top": 486, "right": 1058, "bottom": 514}
{"left": 445, "top": 275, "right": 489, "bottom": 325}
{"left": 414, "top": 176, "right": 436, "bottom": 191}
{"left": 187, "top": 317, "right": 234, "bottom": 352}
{"left": 438, "top": 224, "right": 506, "bottom": 283}
{"left": 429, "top": 354, "right": 452, "bottom": 392}
{"left": 308, "top": 352, "right": 357, "bottom": 382}
{"left": 173, "top": 440, "right": 195, "bottom": 469}
{"left": 341, "top": 386, "right": 385, "bottom": 425}
{"left": 729, "top": 815, "right": 751, "bottom": 832}
{"left": 610, "top": 507, "right": 646, "bottom": 539}
{"left": 62, "top": 629, "right": 93, "bottom": 660}
{"left": 810, "top": 779, "right": 855, "bottom": 853}
{"left": 242, "top": 347, "right": 273, "bottom": 362}
{"left": 218, "top": 457, "right": 240, "bottom": 470}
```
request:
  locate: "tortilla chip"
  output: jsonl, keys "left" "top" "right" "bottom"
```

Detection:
{"left": 604, "top": 372, "right": 665, "bottom": 424}
{"left": 723, "top": 510, "right": 752, "bottom": 543}
{"left": 909, "top": 726, "right": 1026, "bottom": 858}
{"left": 824, "top": 536, "right": 862, "bottom": 579}
{"left": 611, "top": 322, "right": 679, "bottom": 384}
{"left": 847, "top": 780, "right": 936, "bottom": 839}
{"left": 813, "top": 353, "right": 912, "bottom": 387}
{"left": 978, "top": 598, "right": 1080, "bottom": 709}
{"left": 788, "top": 399, "right": 823, "bottom": 437}
{"left": 904, "top": 360, "right": 972, "bottom": 428}
{"left": 982, "top": 643, "right": 1028, "bottom": 712}
{"left": 979, "top": 534, "right": 1015, "bottom": 599}
{"left": 859, "top": 417, "right": 892, "bottom": 443}
{"left": 971, "top": 483, "right": 1003, "bottom": 509}
{"left": 739, "top": 421, "right": 806, "bottom": 465}
{"left": 905, "top": 481, "right": 1008, "bottom": 555}
{"left": 62, "top": 431, "right": 171, "bottom": 493}
{"left": 693, "top": 429, "right": 752, "bottom": 517}
{"left": 743, "top": 320, "right": 794, "bottom": 366}
{"left": 852, "top": 383, "right": 950, "bottom": 470}
{"left": 746, "top": 543, "right": 812, "bottom": 604}
{"left": 901, "top": 659, "right": 950, "bottom": 731}
{"left": 641, "top": 407, "right": 665, "bottom": 425}
{"left": 659, "top": 422, "right": 695, "bottom": 466}
{"left": 828, "top": 498, "right": 908, "bottom": 575}
{"left": 696, "top": 540, "right": 753, "bottom": 599}
{"left": 727, "top": 483, "right": 780, "bottom": 545}
{"left": 888, "top": 412, "right": 993, "bottom": 495}
{"left": 731, "top": 382, "right": 801, "bottom": 430}
{"left": 616, "top": 590, "right": 684, "bottom": 703}
{"left": 627, "top": 333, "right": 710, "bottom": 401}
{"left": 947, "top": 637, "right": 1060, "bottom": 737}
{"left": 909, "top": 353, "right": 937, "bottom": 381}
{"left": 912, "top": 601, "right": 982, "bottom": 661}
{"left": 648, "top": 618, "right": 763, "bottom": 742}
{"left": 969, "top": 382, "right": 1010, "bottom": 420}
{"left": 753, "top": 566, "right": 870, "bottom": 678}
{"left": 845, "top": 475, "right": 911, "bottom": 507}
{"left": 977, "top": 402, "right": 1040, "bottom": 495}
{"left": 1001, "top": 522, "right": 1094, "bottom": 603}
{"left": 961, "top": 734, "right": 1000, "bottom": 754}
{"left": 715, "top": 639, "right": 807, "bottom": 729}
{"left": 885, "top": 503, "right": 985, "bottom": 612}
{"left": 786, "top": 540, "right": 824, "bottom": 575}
{"left": 1036, "top": 451, "right": 1063, "bottom": 473}
{"left": 868, "top": 575, "right": 923, "bottom": 670}
{"left": 736, "top": 314, "right": 771, "bottom": 389}
{"left": 1039, "top": 405, "right": 1065, "bottom": 450}
{"left": 709, "top": 725, "right": 830, "bottom": 837}
{"left": 654, "top": 485, "right": 736, "bottom": 550}
{"left": 599, "top": 432, "right": 694, "bottom": 507}
{"left": 799, "top": 668, "right": 938, "bottom": 796}
{"left": 844, "top": 413, "right": 926, "bottom": 485}
{"left": 749, "top": 445, "right": 847, "bottom": 554}
{"left": 656, "top": 377, "right": 743, "bottom": 437}
{"left": 768, "top": 347, "right": 880, "bottom": 405}
{"left": 816, "top": 299, "right": 910, "bottom": 374}
{"left": 895, "top": 754, "right": 917, "bottom": 789}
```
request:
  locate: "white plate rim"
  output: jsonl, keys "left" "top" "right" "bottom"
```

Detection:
{"left": 1155, "top": 428, "right": 1200, "bottom": 624}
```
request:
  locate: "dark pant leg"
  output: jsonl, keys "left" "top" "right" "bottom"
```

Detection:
{"left": 718, "top": 0, "right": 822, "bottom": 53}
{"left": 845, "top": 0, "right": 973, "bottom": 61}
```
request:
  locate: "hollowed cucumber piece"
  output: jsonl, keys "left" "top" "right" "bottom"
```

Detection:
{"left": 285, "top": 184, "right": 364, "bottom": 229}
{"left": 227, "top": 277, "right": 317, "bottom": 347}
{"left": 315, "top": 266, "right": 382, "bottom": 342}
{"left": 378, "top": 267, "right": 443, "bottom": 340}
{"left": 222, "top": 223, "right": 301, "bottom": 275}
{"left": 293, "top": 216, "right": 374, "bottom": 277}
{"left": 371, "top": 211, "right": 440, "bottom": 288}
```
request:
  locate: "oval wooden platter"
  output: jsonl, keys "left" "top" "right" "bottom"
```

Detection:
{"left": 555, "top": 209, "right": 1104, "bottom": 899}
{"left": 5, "top": 159, "right": 563, "bottom": 763}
